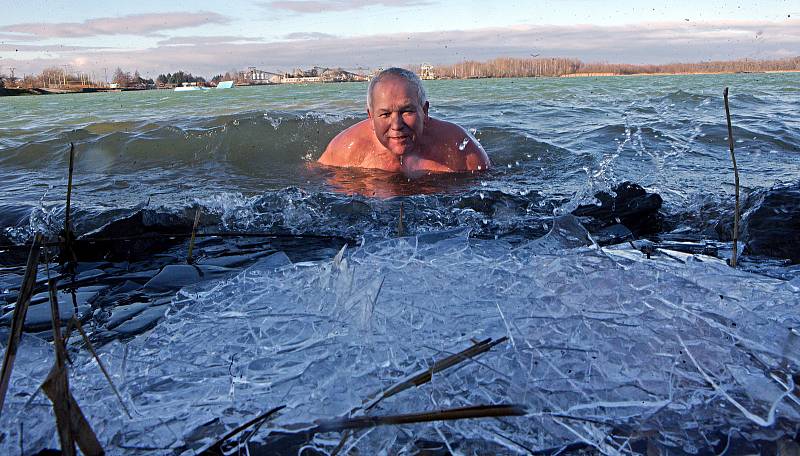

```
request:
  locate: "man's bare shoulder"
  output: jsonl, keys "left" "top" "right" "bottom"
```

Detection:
{"left": 318, "top": 120, "right": 373, "bottom": 167}
{"left": 424, "top": 118, "right": 490, "bottom": 171}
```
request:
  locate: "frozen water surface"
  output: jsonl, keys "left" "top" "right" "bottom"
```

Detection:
{"left": 2, "top": 219, "right": 799, "bottom": 454}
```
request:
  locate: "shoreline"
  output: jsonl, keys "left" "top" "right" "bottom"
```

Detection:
{"left": 0, "top": 86, "right": 149, "bottom": 97}
{"left": 560, "top": 69, "right": 800, "bottom": 78}
{"left": 3, "top": 69, "right": 798, "bottom": 97}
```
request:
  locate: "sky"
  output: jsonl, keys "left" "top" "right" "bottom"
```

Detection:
{"left": 0, "top": 0, "right": 797, "bottom": 78}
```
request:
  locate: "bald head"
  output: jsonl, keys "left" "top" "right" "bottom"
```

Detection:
{"left": 367, "top": 67, "right": 427, "bottom": 112}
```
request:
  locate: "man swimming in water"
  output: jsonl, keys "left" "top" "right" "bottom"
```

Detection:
{"left": 318, "top": 67, "right": 490, "bottom": 174}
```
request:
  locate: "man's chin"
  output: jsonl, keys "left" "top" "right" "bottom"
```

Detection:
{"left": 385, "top": 144, "right": 413, "bottom": 157}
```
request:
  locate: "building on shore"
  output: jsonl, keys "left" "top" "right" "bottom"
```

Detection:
{"left": 281, "top": 67, "right": 368, "bottom": 84}
{"left": 241, "top": 67, "right": 282, "bottom": 84}
{"left": 419, "top": 64, "right": 436, "bottom": 80}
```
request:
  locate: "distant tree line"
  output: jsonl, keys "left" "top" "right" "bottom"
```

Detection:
{"left": 420, "top": 56, "right": 800, "bottom": 79}
{"left": 156, "top": 71, "right": 206, "bottom": 86}
{"left": 14, "top": 66, "right": 100, "bottom": 88}
{"left": 112, "top": 67, "right": 154, "bottom": 88}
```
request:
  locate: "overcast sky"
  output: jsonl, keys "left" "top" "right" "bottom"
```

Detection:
{"left": 0, "top": 0, "right": 797, "bottom": 78}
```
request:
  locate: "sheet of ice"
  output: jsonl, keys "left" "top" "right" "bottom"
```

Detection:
{"left": 2, "top": 225, "right": 798, "bottom": 454}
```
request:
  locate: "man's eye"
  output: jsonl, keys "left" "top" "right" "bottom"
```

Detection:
{"left": 380, "top": 113, "right": 390, "bottom": 118}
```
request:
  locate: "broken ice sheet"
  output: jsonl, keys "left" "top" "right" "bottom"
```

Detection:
{"left": 2, "top": 232, "right": 799, "bottom": 454}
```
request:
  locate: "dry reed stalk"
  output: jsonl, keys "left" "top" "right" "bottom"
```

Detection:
{"left": 62, "top": 143, "right": 77, "bottom": 264}
{"left": 331, "top": 337, "right": 508, "bottom": 455}
{"left": 47, "top": 279, "right": 76, "bottom": 456}
{"left": 315, "top": 404, "right": 526, "bottom": 433}
{"left": 64, "top": 143, "right": 75, "bottom": 238}
{"left": 42, "top": 368, "right": 104, "bottom": 456}
{"left": 199, "top": 404, "right": 286, "bottom": 455}
{"left": 723, "top": 87, "right": 740, "bottom": 267}
{"left": 0, "top": 233, "right": 42, "bottom": 417}
{"left": 187, "top": 208, "right": 201, "bottom": 264}
{"left": 365, "top": 336, "right": 508, "bottom": 411}
{"left": 71, "top": 316, "right": 132, "bottom": 418}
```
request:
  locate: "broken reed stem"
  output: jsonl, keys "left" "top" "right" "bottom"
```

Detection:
{"left": 723, "top": 87, "right": 740, "bottom": 267}
{"left": 72, "top": 317, "right": 132, "bottom": 419}
{"left": 64, "top": 143, "right": 75, "bottom": 239}
{"left": 0, "top": 233, "right": 42, "bottom": 417}
{"left": 315, "top": 404, "right": 526, "bottom": 433}
{"left": 365, "top": 336, "right": 508, "bottom": 411}
{"left": 48, "top": 279, "right": 77, "bottom": 456}
{"left": 62, "top": 143, "right": 77, "bottom": 264}
{"left": 200, "top": 405, "right": 286, "bottom": 455}
{"left": 332, "top": 337, "right": 508, "bottom": 455}
{"left": 187, "top": 208, "right": 201, "bottom": 264}
{"left": 42, "top": 363, "right": 104, "bottom": 456}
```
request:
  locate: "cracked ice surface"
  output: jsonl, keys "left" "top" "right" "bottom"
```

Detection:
{"left": 2, "top": 225, "right": 799, "bottom": 454}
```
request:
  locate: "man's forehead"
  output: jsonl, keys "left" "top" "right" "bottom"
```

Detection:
{"left": 371, "top": 77, "right": 421, "bottom": 107}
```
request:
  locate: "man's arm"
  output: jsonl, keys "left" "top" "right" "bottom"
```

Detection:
{"left": 428, "top": 119, "right": 490, "bottom": 172}
{"left": 462, "top": 137, "right": 490, "bottom": 171}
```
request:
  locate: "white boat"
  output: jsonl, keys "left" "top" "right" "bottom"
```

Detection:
{"left": 215, "top": 81, "right": 234, "bottom": 89}
{"left": 174, "top": 83, "right": 209, "bottom": 92}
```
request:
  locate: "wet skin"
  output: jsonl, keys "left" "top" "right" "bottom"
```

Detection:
{"left": 318, "top": 75, "right": 490, "bottom": 176}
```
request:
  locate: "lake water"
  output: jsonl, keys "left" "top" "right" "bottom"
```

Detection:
{"left": 1, "top": 74, "right": 799, "bottom": 454}
{"left": 1, "top": 73, "right": 799, "bottom": 241}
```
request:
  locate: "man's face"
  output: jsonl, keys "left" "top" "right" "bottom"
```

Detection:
{"left": 368, "top": 76, "right": 429, "bottom": 157}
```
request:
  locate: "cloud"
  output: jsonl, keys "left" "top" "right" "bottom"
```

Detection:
{"left": 157, "top": 35, "right": 265, "bottom": 46}
{"left": 262, "top": 0, "right": 432, "bottom": 14}
{"left": 0, "top": 33, "right": 44, "bottom": 42}
{"left": 0, "top": 12, "right": 230, "bottom": 39}
{"left": 0, "top": 43, "right": 107, "bottom": 52}
{"left": 5, "top": 19, "right": 799, "bottom": 77}
{"left": 284, "top": 32, "right": 337, "bottom": 40}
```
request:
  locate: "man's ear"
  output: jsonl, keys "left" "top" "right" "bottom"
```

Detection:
{"left": 367, "top": 109, "right": 374, "bottom": 130}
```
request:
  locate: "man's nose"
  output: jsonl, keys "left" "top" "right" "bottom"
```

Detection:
{"left": 390, "top": 113, "right": 404, "bottom": 129}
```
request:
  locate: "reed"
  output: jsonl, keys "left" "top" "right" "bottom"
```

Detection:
{"left": 365, "top": 336, "right": 508, "bottom": 411}
{"left": 187, "top": 208, "right": 201, "bottom": 264}
{"left": 47, "top": 279, "right": 76, "bottom": 456}
{"left": 199, "top": 405, "right": 286, "bottom": 455}
{"left": 332, "top": 337, "right": 508, "bottom": 454}
{"left": 41, "top": 360, "right": 104, "bottom": 456}
{"left": 0, "top": 233, "right": 42, "bottom": 417}
{"left": 316, "top": 404, "right": 527, "bottom": 433}
{"left": 72, "top": 316, "right": 132, "bottom": 418}
{"left": 62, "top": 143, "right": 77, "bottom": 264}
{"left": 723, "top": 88, "right": 740, "bottom": 267}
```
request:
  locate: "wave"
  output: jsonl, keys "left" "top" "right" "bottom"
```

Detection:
{"left": 0, "top": 111, "right": 358, "bottom": 170}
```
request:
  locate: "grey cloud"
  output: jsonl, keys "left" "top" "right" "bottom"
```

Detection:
{"left": 1, "top": 12, "right": 230, "bottom": 38}
{"left": 262, "top": 0, "right": 432, "bottom": 14}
